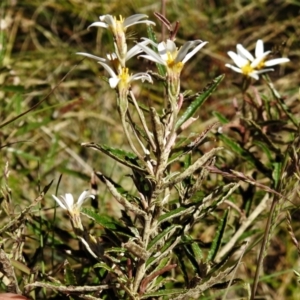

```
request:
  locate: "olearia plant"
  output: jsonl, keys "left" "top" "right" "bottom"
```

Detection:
{"left": 43, "top": 13, "right": 236, "bottom": 299}
{"left": 8, "top": 11, "right": 297, "bottom": 300}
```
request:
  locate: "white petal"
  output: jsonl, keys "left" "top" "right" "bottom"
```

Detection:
{"left": 99, "top": 15, "right": 115, "bottom": 26}
{"left": 181, "top": 41, "right": 208, "bottom": 64}
{"left": 237, "top": 44, "right": 254, "bottom": 61}
{"left": 109, "top": 77, "right": 120, "bottom": 88}
{"left": 248, "top": 72, "right": 259, "bottom": 80}
{"left": 157, "top": 41, "right": 169, "bottom": 60}
{"left": 225, "top": 64, "right": 243, "bottom": 74}
{"left": 131, "top": 73, "right": 153, "bottom": 83}
{"left": 227, "top": 51, "right": 248, "bottom": 68}
{"left": 141, "top": 37, "right": 158, "bottom": 48}
{"left": 88, "top": 21, "right": 109, "bottom": 29}
{"left": 252, "top": 51, "right": 271, "bottom": 68}
{"left": 175, "top": 41, "right": 194, "bottom": 62}
{"left": 126, "top": 40, "right": 150, "bottom": 61}
{"left": 165, "top": 39, "right": 177, "bottom": 53}
{"left": 76, "top": 52, "right": 106, "bottom": 62}
{"left": 98, "top": 61, "right": 117, "bottom": 78}
{"left": 138, "top": 54, "right": 166, "bottom": 65}
{"left": 138, "top": 41, "right": 166, "bottom": 64}
{"left": 77, "top": 190, "right": 93, "bottom": 208}
{"left": 255, "top": 40, "right": 264, "bottom": 58}
{"left": 124, "top": 14, "right": 155, "bottom": 28}
{"left": 256, "top": 68, "right": 274, "bottom": 74}
{"left": 125, "top": 20, "right": 156, "bottom": 28}
{"left": 64, "top": 193, "right": 75, "bottom": 210}
{"left": 52, "top": 195, "right": 67, "bottom": 210}
{"left": 107, "top": 53, "right": 117, "bottom": 60}
{"left": 264, "top": 58, "right": 290, "bottom": 66}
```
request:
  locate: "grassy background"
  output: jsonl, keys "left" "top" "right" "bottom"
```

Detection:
{"left": 1, "top": 0, "right": 300, "bottom": 299}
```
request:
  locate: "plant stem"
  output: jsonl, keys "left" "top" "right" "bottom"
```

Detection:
{"left": 251, "top": 195, "right": 279, "bottom": 299}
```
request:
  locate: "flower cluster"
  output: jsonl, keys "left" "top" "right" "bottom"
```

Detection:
{"left": 225, "top": 39, "right": 289, "bottom": 80}
{"left": 137, "top": 38, "right": 208, "bottom": 98}
{"left": 55, "top": 14, "right": 291, "bottom": 232}
{"left": 77, "top": 14, "right": 153, "bottom": 94}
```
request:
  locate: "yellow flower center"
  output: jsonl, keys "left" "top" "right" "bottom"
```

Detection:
{"left": 241, "top": 62, "right": 254, "bottom": 76}
{"left": 113, "top": 15, "right": 125, "bottom": 32}
{"left": 256, "top": 60, "right": 265, "bottom": 70}
{"left": 166, "top": 52, "right": 176, "bottom": 66}
{"left": 166, "top": 52, "right": 184, "bottom": 73}
{"left": 118, "top": 68, "right": 131, "bottom": 90}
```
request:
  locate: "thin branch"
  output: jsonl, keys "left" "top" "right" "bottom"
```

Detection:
{"left": 130, "top": 90, "right": 156, "bottom": 151}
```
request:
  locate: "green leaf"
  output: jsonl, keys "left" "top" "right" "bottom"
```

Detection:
{"left": 146, "top": 237, "right": 175, "bottom": 268}
{"left": 176, "top": 74, "right": 224, "bottom": 130}
{"left": 253, "top": 140, "right": 273, "bottom": 163}
{"left": 175, "top": 247, "right": 189, "bottom": 284}
{"left": 42, "top": 180, "right": 53, "bottom": 194}
{"left": 11, "top": 259, "right": 31, "bottom": 275}
{"left": 147, "top": 224, "right": 181, "bottom": 251}
{"left": 81, "top": 208, "right": 122, "bottom": 230}
{"left": 151, "top": 257, "right": 170, "bottom": 275}
{"left": 64, "top": 260, "right": 77, "bottom": 285}
{"left": 105, "top": 247, "right": 126, "bottom": 254}
{"left": 7, "top": 147, "right": 41, "bottom": 161}
{"left": 184, "top": 153, "right": 192, "bottom": 169}
{"left": 158, "top": 206, "right": 194, "bottom": 224}
{"left": 82, "top": 143, "right": 145, "bottom": 172}
{"left": 191, "top": 244, "right": 203, "bottom": 263}
{"left": 0, "top": 29, "right": 6, "bottom": 62}
{"left": 243, "top": 118, "right": 281, "bottom": 155}
{"left": 180, "top": 235, "right": 203, "bottom": 274}
{"left": 141, "top": 288, "right": 186, "bottom": 298}
{"left": 207, "top": 209, "right": 229, "bottom": 262}
{"left": 212, "top": 111, "right": 229, "bottom": 124}
{"left": 272, "top": 160, "right": 282, "bottom": 189}
{"left": 218, "top": 133, "right": 271, "bottom": 175}
{"left": 57, "top": 166, "right": 91, "bottom": 181}
{"left": 16, "top": 117, "right": 52, "bottom": 136}
{"left": 1, "top": 85, "right": 25, "bottom": 93}
{"left": 94, "top": 262, "right": 115, "bottom": 272}
{"left": 264, "top": 75, "right": 299, "bottom": 127}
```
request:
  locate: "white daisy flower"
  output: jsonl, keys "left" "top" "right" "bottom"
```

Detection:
{"left": 138, "top": 38, "right": 208, "bottom": 74}
{"left": 88, "top": 14, "right": 155, "bottom": 65}
{"left": 226, "top": 40, "right": 289, "bottom": 80}
{"left": 107, "top": 67, "right": 153, "bottom": 90}
{"left": 253, "top": 39, "right": 290, "bottom": 69}
{"left": 88, "top": 14, "right": 155, "bottom": 33}
{"left": 77, "top": 40, "right": 150, "bottom": 67}
{"left": 52, "top": 190, "right": 94, "bottom": 213}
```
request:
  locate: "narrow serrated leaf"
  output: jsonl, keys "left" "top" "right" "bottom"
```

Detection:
{"left": 176, "top": 74, "right": 224, "bottom": 130}
{"left": 64, "top": 260, "right": 77, "bottom": 285}
{"left": 158, "top": 206, "right": 194, "bottom": 224}
{"left": 189, "top": 238, "right": 203, "bottom": 262}
{"left": 93, "top": 262, "right": 115, "bottom": 272}
{"left": 218, "top": 134, "right": 271, "bottom": 175}
{"left": 81, "top": 143, "right": 145, "bottom": 172}
{"left": 253, "top": 140, "right": 273, "bottom": 163}
{"left": 207, "top": 209, "right": 229, "bottom": 262}
{"left": 81, "top": 208, "right": 122, "bottom": 230}
{"left": 272, "top": 161, "right": 282, "bottom": 189}
{"left": 10, "top": 259, "right": 31, "bottom": 275}
{"left": 212, "top": 111, "right": 229, "bottom": 124}
{"left": 141, "top": 288, "right": 186, "bottom": 298}
{"left": 147, "top": 224, "right": 181, "bottom": 251}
